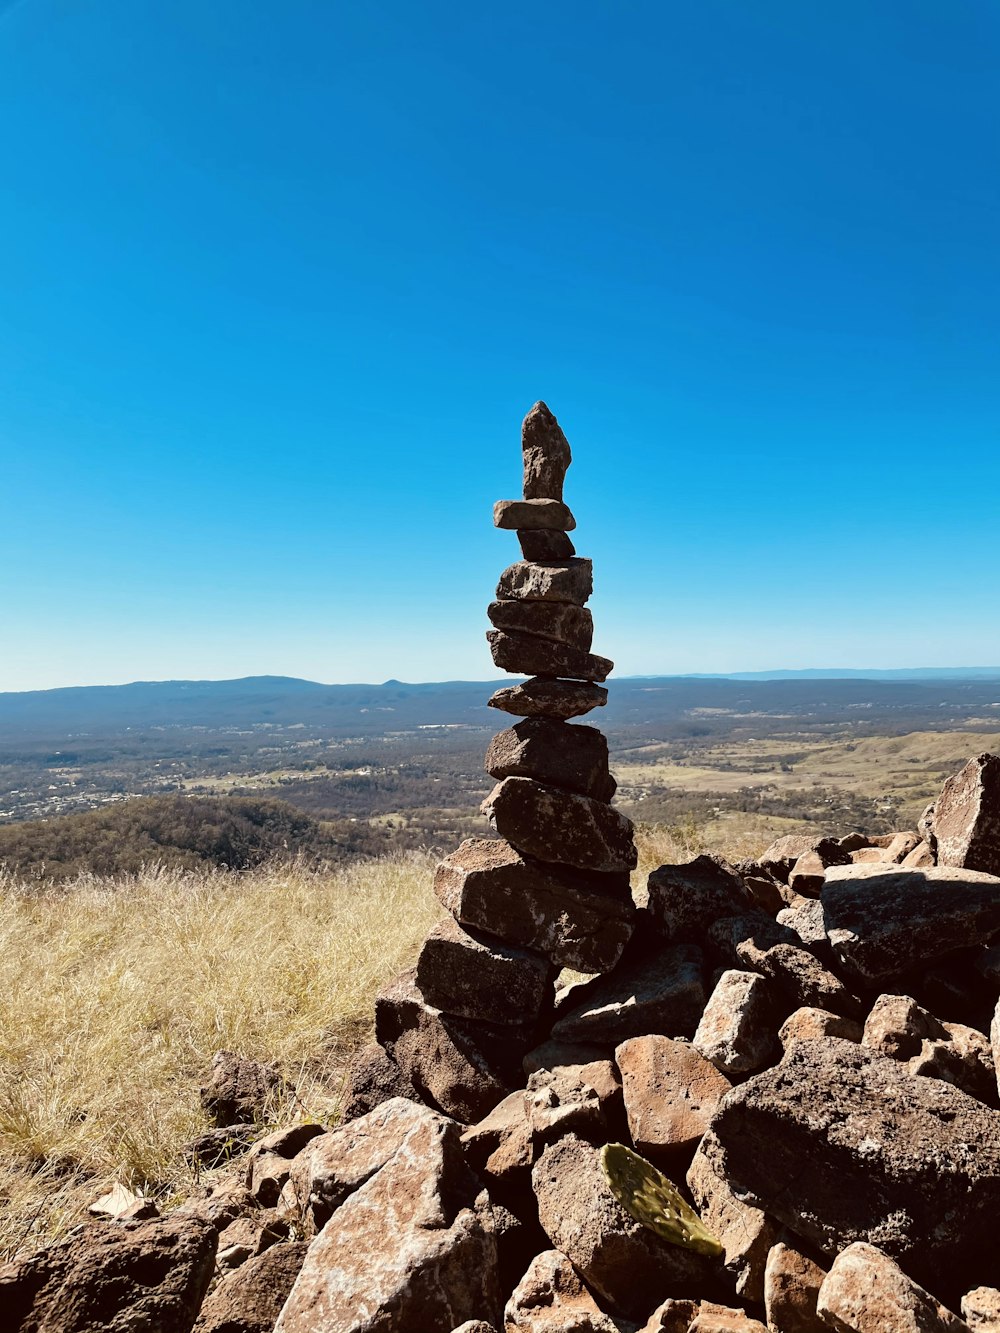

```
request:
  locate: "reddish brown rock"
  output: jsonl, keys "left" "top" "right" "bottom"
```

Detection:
{"left": 816, "top": 1241, "right": 970, "bottom": 1332}
{"left": 705, "top": 1037, "right": 1000, "bottom": 1290}
{"left": 496, "top": 559, "right": 593, "bottom": 605}
{"left": 687, "top": 1135, "right": 779, "bottom": 1303}
{"left": 196, "top": 1242, "right": 308, "bottom": 1333}
{"left": 963, "top": 1287, "right": 1000, "bottom": 1329}
{"left": 647, "top": 855, "right": 751, "bottom": 943}
{"left": 416, "top": 915, "right": 555, "bottom": 1028}
{"left": 551, "top": 943, "right": 706, "bottom": 1045}
{"left": 375, "top": 970, "right": 515, "bottom": 1123}
{"left": 616, "top": 1035, "right": 731, "bottom": 1168}
{"left": 531, "top": 1134, "right": 720, "bottom": 1320}
{"left": 503, "top": 1249, "right": 619, "bottom": 1332}
{"left": 694, "top": 970, "right": 777, "bottom": 1075}
{"left": 487, "top": 629, "right": 613, "bottom": 683}
{"left": 689, "top": 1309, "right": 768, "bottom": 1332}
{"left": 902, "top": 840, "right": 935, "bottom": 868}
{"left": 763, "top": 1242, "right": 827, "bottom": 1333}
{"left": 779, "top": 1007, "right": 863, "bottom": 1048}
{"left": 736, "top": 940, "right": 863, "bottom": 1020}
{"left": 525, "top": 1066, "right": 608, "bottom": 1149}
{"left": 636, "top": 1298, "right": 700, "bottom": 1331}
{"left": 884, "top": 831, "right": 923, "bottom": 863}
{"left": 822, "top": 863, "right": 1000, "bottom": 982}
{"left": 0, "top": 1216, "right": 216, "bottom": 1333}
{"left": 434, "top": 838, "right": 634, "bottom": 974}
{"left": 862, "top": 993, "right": 995, "bottom": 1103}
{"left": 488, "top": 678, "right": 608, "bottom": 720}
{"left": 485, "top": 719, "right": 615, "bottom": 801}
{"left": 934, "top": 753, "right": 1000, "bottom": 877}
{"left": 215, "top": 1211, "right": 287, "bottom": 1273}
{"left": 521, "top": 401, "right": 572, "bottom": 501}
{"left": 487, "top": 598, "right": 593, "bottom": 649}
{"left": 760, "top": 836, "right": 849, "bottom": 883}
{"left": 787, "top": 850, "right": 828, "bottom": 896}
{"left": 276, "top": 1098, "right": 499, "bottom": 1332}
{"left": 245, "top": 1124, "right": 326, "bottom": 1207}
{"left": 200, "top": 1050, "right": 283, "bottom": 1126}
{"left": 483, "top": 776, "right": 636, "bottom": 874}
{"left": 460, "top": 1090, "right": 534, "bottom": 1187}
{"left": 517, "top": 529, "right": 575, "bottom": 561}
{"left": 494, "top": 498, "right": 576, "bottom": 531}
{"left": 339, "top": 1040, "right": 419, "bottom": 1122}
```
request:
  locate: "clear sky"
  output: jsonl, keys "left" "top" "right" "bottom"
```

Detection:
{"left": 1, "top": 1, "right": 998, "bottom": 692}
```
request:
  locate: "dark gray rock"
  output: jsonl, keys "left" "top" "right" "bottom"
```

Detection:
{"left": 647, "top": 856, "right": 751, "bottom": 943}
{"left": 517, "top": 529, "right": 576, "bottom": 561}
{"left": 485, "top": 719, "right": 615, "bottom": 802}
{"left": 482, "top": 776, "right": 636, "bottom": 874}
{"left": 706, "top": 1036, "right": 1000, "bottom": 1291}
{"left": 488, "top": 678, "right": 608, "bottom": 720}
{"left": 415, "top": 915, "right": 555, "bottom": 1028}
{"left": 551, "top": 942, "right": 705, "bottom": 1045}
{"left": 434, "top": 837, "right": 634, "bottom": 974}
{"left": 521, "top": 400, "right": 572, "bottom": 502}
{"left": 487, "top": 629, "right": 613, "bottom": 683}
{"left": 822, "top": 863, "right": 1000, "bottom": 982}
{"left": 487, "top": 599, "right": 593, "bottom": 650}
{"left": 496, "top": 559, "right": 593, "bottom": 605}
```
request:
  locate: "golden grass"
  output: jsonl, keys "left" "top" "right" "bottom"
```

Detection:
{"left": 0, "top": 852, "right": 442, "bottom": 1260}
{"left": 0, "top": 817, "right": 791, "bottom": 1261}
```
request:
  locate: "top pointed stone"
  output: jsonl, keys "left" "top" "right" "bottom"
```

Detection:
{"left": 522, "top": 401, "right": 572, "bottom": 502}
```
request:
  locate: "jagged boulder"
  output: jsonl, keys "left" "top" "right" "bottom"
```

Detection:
{"left": 816, "top": 1242, "right": 970, "bottom": 1331}
{"left": 705, "top": 1037, "right": 1000, "bottom": 1290}
{"left": 276, "top": 1098, "right": 499, "bottom": 1332}
{"left": 933, "top": 753, "right": 1000, "bottom": 877}
{"left": 821, "top": 863, "right": 1000, "bottom": 982}
{"left": 0, "top": 1217, "right": 216, "bottom": 1333}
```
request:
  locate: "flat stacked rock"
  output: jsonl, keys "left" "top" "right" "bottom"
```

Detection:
{"left": 371, "top": 403, "right": 637, "bottom": 1124}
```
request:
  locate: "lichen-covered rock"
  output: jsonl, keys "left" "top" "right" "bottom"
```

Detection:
{"left": 551, "top": 943, "right": 705, "bottom": 1045}
{"left": 276, "top": 1098, "right": 499, "bottom": 1332}
{"left": 0, "top": 1216, "right": 216, "bottom": 1333}
{"left": 487, "top": 629, "right": 613, "bottom": 683}
{"left": 496, "top": 558, "right": 593, "bottom": 604}
{"left": 435, "top": 838, "right": 634, "bottom": 974}
{"left": 616, "top": 1035, "right": 731, "bottom": 1167}
{"left": 485, "top": 718, "right": 615, "bottom": 801}
{"left": 821, "top": 863, "right": 1000, "bottom": 982}
{"left": 736, "top": 940, "right": 863, "bottom": 1020}
{"left": 933, "top": 753, "right": 1000, "bottom": 877}
{"left": 531, "top": 1135, "right": 721, "bottom": 1320}
{"left": 763, "top": 1242, "right": 827, "bottom": 1333}
{"left": 482, "top": 776, "right": 637, "bottom": 874}
{"left": 375, "top": 970, "right": 515, "bottom": 1123}
{"left": 416, "top": 915, "right": 555, "bottom": 1028}
{"left": 863, "top": 993, "right": 996, "bottom": 1103}
{"left": 503, "top": 1249, "right": 619, "bottom": 1332}
{"left": 647, "top": 855, "right": 751, "bottom": 943}
{"left": 705, "top": 1037, "right": 1000, "bottom": 1290}
{"left": 693, "top": 970, "right": 776, "bottom": 1075}
{"left": 816, "top": 1241, "right": 970, "bottom": 1331}
{"left": 488, "top": 678, "right": 608, "bottom": 720}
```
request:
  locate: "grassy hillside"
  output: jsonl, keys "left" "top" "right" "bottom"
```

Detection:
{"left": 0, "top": 820, "right": 782, "bottom": 1261}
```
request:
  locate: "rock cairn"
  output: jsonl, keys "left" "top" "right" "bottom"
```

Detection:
{"left": 368, "top": 401, "right": 638, "bottom": 1124}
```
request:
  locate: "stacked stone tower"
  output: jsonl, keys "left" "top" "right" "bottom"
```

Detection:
{"left": 372, "top": 403, "right": 638, "bottom": 1123}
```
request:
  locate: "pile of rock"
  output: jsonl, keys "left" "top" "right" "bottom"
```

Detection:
{"left": 6, "top": 408, "right": 1000, "bottom": 1333}
{"left": 349, "top": 402, "right": 639, "bottom": 1126}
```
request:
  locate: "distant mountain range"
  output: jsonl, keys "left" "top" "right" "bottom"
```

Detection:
{"left": 1, "top": 670, "right": 999, "bottom": 743}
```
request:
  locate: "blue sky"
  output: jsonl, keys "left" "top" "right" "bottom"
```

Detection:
{"left": 1, "top": 1, "right": 998, "bottom": 691}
